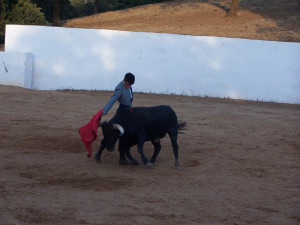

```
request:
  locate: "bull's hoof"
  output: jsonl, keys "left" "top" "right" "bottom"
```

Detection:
{"left": 129, "top": 160, "right": 139, "bottom": 166}
{"left": 94, "top": 154, "right": 101, "bottom": 162}
{"left": 175, "top": 165, "right": 181, "bottom": 170}
{"left": 145, "top": 162, "right": 154, "bottom": 168}
{"left": 174, "top": 162, "right": 181, "bottom": 170}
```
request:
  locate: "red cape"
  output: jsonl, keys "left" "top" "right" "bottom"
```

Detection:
{"left": 79, "top": 109, "right": 103, "bottom": 158}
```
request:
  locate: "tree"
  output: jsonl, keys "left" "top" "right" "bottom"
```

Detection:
{"left": 94, "top": 0, "right": 99, "bottom": 14}
{"left": 228, "top": 0, "right": 240, "bottom": 17}
{"left": 51, "top": 0, "right": 59, "bottom": 26}
{"left": 0, "top": 0, "right": 18, "bottom": 22}
{"left": 0, "top": 0, "right": 18, "bottom": 43}
{"left": 65, "top": 0, "right": 94, "bottom": 19}
{"left": 31, "top": 0, "right": 69, "bottom": 26}
{"left": 0, "top": 0, "right": 47, "bottom": 44}
{"left": 8, "top": 0, "right": 48, "bottom": 25}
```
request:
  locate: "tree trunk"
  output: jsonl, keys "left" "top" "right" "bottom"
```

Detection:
{"left": 228, "top": 0, "right": 240, "bottom": 17}
{"left": 94, "top": 0, "right": 99, "bottom": 14}
{"left": 52, "top": 0, "right": 60, "bottom": 26}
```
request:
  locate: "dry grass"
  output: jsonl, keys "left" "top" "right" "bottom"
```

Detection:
{"left": 63, "top": 0, "right": 300, "bottom": 42}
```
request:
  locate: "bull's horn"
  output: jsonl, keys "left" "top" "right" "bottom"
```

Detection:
{"left": 113, "top": 124, "right": 124, "bottom": 136}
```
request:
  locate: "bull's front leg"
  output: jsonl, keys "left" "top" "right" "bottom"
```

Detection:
{"left": 137, "top": 141, "right": 153, "bottom": 168}
{"left": 94, "top": 139, "right": 106, "bottom": 162}
{"left": 125, "top": 150, "right": 139, "bottom": 165}
{"left": 119, "top": 149, "right": 139, "bottom": 166}
{"left": 137, "top": 131, "right": 153, "bottom": 168}
{"left": 118, "top": 142, "right": 130, "bottom": 165}
{"left": 118, "top": 150, "right": 128, "bottom": 165}
{"left": 118, "top": 140, "right": 138, "bottom": 166}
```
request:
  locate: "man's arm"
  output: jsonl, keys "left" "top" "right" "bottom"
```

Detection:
{"left": 103, "top": 88, "right": 121, "bottom": 114}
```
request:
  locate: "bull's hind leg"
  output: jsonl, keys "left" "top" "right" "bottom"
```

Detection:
{"left": 150, "top": 139, "right": 161, "bottom": 164}
{"left": 168, "top": 130, "right": 181, "bottom": 170}
{"left": 95, "top": 139, "right": 106, "bottom": 162}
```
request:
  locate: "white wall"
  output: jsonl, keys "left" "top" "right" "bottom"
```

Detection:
{"left": 0, "top": 51, "right": 33, "bottom": 89}
{"left": 4, "top": 25, "right": 300, "bottom": 104}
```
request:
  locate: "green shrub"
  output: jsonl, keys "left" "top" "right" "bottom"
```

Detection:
{"left": 7, "top": 0, "right": 48, "bottom": 25}
{"left": 0, "top": 0, "right": 48, "bottom": 44}
{"left": 0, "top": 31, "right": 4, "bottom": 44}
{"left": 64, "top": 0, "right": 94, "bottom": 19}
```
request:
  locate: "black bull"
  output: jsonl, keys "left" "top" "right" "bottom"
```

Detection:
{"left": 95, "top": 105, "right": 186, "bottom": 169}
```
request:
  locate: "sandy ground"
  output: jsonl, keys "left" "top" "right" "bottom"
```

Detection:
{"left": 1, "top": 0, "right": 300, "bottom": 224}
{"left": 0, "top": 84, "right": 299, "bottom": 224}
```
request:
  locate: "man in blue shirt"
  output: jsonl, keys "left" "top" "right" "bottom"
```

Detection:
{"left": 95, "top": 72, "right": 135, "bottom": 163}
{"left": 103, "top": 72, "right": 135, "bottom": 115}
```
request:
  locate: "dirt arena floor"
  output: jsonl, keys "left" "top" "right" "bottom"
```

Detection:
{"left": 0, "top": 84, "right": 299, "bottom": 224}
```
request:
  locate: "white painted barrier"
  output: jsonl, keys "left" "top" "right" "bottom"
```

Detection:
{"left": 0, "top": 51, "right": 33, "bottom": 89}
{"left": 3, "top": 25, "right": 300, "bottom": 104}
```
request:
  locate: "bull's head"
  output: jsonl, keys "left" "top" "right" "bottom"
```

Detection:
{"left": 99, "top": 122, "right": 124, "bottom": 152}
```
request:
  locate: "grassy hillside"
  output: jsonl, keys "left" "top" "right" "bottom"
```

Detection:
{"left": 63, "top": 0, "right": 300, "bottom": 42}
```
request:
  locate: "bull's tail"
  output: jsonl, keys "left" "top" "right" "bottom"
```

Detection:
{"left": 177, "top": 121, "right": 187, "bottom": 134}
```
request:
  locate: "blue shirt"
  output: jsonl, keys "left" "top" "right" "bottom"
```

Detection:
{"left": 103, "top": 81, "right": 133, "bottom": 114}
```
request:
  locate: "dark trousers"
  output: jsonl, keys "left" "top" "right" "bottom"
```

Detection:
{"left": 110, "top": 105, "right": 136, "bottom": 134}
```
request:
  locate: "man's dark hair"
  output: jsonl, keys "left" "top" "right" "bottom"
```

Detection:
{"left": 124, "top": 72, "right": 135, "bottom": 85}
